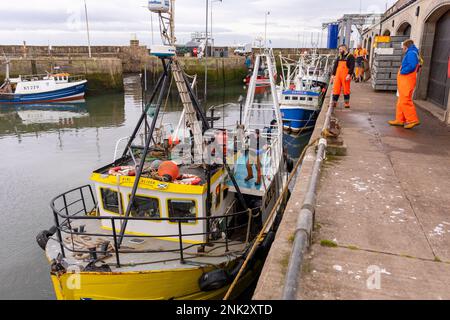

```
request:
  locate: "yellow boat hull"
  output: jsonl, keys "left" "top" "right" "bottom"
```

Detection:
{"left": 50, "top": 262, "right": 263, "bottom": 300}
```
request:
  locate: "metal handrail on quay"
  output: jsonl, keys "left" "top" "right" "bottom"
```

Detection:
{"left": 281, "top": 92, "right": 334, "bottom": 300}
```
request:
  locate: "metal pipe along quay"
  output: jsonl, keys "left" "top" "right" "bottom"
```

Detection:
{"left": 282, "top": 90, "right": 333, "bottom": 300}
{"left": 282, "top": 138, "right": 327, "bottom": 300}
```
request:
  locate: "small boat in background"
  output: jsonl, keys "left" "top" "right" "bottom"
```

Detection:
{"left": 0, "top": 59, "right": 87, "bottom": 104}
{"left": 279, "top": 51, "right": 333, "bottom": 134}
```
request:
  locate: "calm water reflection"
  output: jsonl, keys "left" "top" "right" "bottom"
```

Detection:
{"left": 0, "top": 74, "right": 310, "bottom": 299}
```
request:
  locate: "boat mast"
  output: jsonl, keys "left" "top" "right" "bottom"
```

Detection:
{"left": 2, "top": 52, "right": 10, "bottom": 81}
{"left": 5, "top": 59, "right": 10, "bottom": 81}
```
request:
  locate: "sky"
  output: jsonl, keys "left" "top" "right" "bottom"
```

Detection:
{"left": 0, "top": 0, "right": 397, "bottom": 48}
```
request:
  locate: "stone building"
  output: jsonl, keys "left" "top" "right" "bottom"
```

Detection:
{"left": 362, "top": 0, "right": 450, "bottom": 124}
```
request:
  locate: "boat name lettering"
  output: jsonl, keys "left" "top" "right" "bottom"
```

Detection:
{"left": 23, "top": 85, "right": 40, "bottom": 91}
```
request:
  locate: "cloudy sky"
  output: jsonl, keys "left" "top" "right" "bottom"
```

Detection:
{"left": 0, "top": 0, "right": 397, "bottom": 47}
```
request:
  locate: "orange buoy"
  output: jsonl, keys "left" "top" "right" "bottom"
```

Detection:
{"left": 158, "top": 161, "right": 179, "bottom": 181}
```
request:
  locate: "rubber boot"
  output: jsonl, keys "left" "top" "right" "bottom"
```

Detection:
{"left": 245, "top": 161, "right": 254, "bottom": 182}
{"left": 255, "top": 159, "right": 262, "bottom": 186}
{"left": 388, "top": 120, "right": 405, "bottom": 126}
{"left": 404, "top": 121, "right": 421, "bottom": 129}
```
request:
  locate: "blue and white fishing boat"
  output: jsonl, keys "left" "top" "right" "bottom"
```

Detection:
{"left": 0, "top": 59, "right": 87, "bottom": 104}
{"left": 278, "top": 52, "right": 333, "bottom": 133}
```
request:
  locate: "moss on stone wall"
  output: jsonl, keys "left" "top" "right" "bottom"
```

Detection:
{"left": 85, "top": 72, "right": 124, "bottom": 94}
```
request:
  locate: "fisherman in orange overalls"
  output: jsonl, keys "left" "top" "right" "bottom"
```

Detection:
{"left": 331, "top": 44, "right": 355, "bottom": 109}
{"left": 388, "top": 39, "right": 421, "bottom": 129}
{"left": 354, "top": 44, "right": 368, "bottom": 83}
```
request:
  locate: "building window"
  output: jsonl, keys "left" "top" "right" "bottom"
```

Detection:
{"left": 129, "top": 195, "right": 160, "bottom": 219}
{"left": 292, "top": 96, "right": 299, "bottom": 101}
{"left": 100, "top": 188, "right": 123, "bottom": 215}
{"left": 168, "top": 199, "right": 197, "bottom": 224}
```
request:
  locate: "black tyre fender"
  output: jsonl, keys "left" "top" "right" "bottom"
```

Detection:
{"left": 36, "top": 226, "right": 57, "bottom": 251}
{"left": 286, "top": 157, "right": 294, "bottom": 173}
{"left": 228, "top": 259, "right": 245, "bottom": 279}
{"left": 255, "top": 231, "right": 276, "bottom": 259}
{"left": 199, "top": 269, "right": 230, "bottom": 292}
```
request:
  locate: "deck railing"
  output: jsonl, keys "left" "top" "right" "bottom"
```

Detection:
{"left": 17, "top": 74, "right": 86, "bottom": 82}
{"left": 50, "top": 185, "right": 261, "bottom": 268}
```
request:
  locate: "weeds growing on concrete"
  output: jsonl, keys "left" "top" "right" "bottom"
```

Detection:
{"left": 320, "top": 239, "right": 338, "bottom": 248}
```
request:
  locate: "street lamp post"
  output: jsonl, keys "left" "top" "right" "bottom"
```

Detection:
{"left": 264, "top": 11, "right": 270, "bottom": 48}
{"left": 84, "top": 0, "right": 92, "bottom": 58}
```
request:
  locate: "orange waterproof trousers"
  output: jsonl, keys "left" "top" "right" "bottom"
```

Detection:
{"left": 395, "top": 70, "right": 419, "bottom": 123}
{"left": 333, "top": 61, "right": 351, "bottom": 102}
{"left": 355, "top": 65, "right": 364, "bottom": 79}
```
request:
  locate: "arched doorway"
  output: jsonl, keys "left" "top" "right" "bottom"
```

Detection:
{"left": 396, "top": 22, "right": 412, "bottom": 37}
{"left": 383, "top": 29, "right": 391, "bottom": 36}
{"left": 427, "top": 10, "right": 450, "bottom": 109}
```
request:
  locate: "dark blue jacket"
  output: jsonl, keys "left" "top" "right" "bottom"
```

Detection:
{"left": 400, "top": 45, "right": 419, "bottom": 75}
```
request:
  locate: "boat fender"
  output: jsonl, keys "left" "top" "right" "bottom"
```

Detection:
{"left": 199, "top": 269, "right": 230, "bottom": 292}
{"left": 36, "top": 226, "right": 57, "bottom": 250}
{"left": 228, "top": 259, "right": 245, "bottom": 279}
{"left": 286, "top": 157, "right": 294, "bottom": 173}
{"left": 255, "top": 231, "right": 276, "bottom": 259}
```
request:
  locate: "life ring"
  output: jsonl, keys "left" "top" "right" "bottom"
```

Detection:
{"left": 174, "top": 174, "right": 202, "bottom": 185}
{"left": 108, "top": 166, "right": 136, "bottom": 176}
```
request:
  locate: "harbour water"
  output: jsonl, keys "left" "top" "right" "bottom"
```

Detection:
{"left": 0, "top": 74, "right": 311, "bottom": 299}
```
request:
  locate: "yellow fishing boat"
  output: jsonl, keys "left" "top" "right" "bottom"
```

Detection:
{"left": 36, "top": 1, "right": 291, "bottom": 300}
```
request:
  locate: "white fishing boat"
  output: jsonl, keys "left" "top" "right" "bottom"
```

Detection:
{"left": 0, "top": 59, "right": 87, "bottom": 104}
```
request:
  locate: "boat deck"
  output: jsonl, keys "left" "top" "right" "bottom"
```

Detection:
{"left": 227, "top": 153, "right": 268, "bottom": 197}
{"left": 46, "top": 219, "right": 248, "bottom": 273}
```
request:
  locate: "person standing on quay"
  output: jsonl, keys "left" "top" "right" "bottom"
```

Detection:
{"left": 388, "top": 39, "right": 421, "bottom": 129}
{"left": 331, "top": 44, "right": 355, "bottom": 109}
{"left": 354, "top": 44, "right": 368, "bottom": 82}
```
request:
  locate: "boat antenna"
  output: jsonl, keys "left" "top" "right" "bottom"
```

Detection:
{"left": 204, "top": 0, "right": 209, "bottom": 111}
